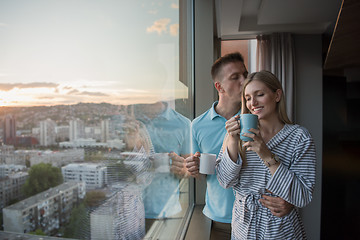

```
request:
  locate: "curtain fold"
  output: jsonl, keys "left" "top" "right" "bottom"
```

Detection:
{"left": 256, "top": 33, "right": 295, "bottom": 122}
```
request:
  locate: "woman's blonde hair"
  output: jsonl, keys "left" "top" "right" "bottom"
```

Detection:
{"left": 238, "top": 70, "right": 292, "bottom": 160}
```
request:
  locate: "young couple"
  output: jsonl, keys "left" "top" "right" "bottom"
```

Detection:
{"left": 186, "top": 52, "right": 316, "bottom": 239}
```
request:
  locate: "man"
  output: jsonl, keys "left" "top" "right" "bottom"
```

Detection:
{"left": 186, "top": 52, "right": 293, "bottom": 239}
{"left": 132, "top": 101, "right": 190, "bottom": 231}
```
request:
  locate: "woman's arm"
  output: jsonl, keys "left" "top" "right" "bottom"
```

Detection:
{"left": 266, "top": 129, "right": 316, "bottom": 208}
{"left": 216, "top": 144, "right": 242, "bottom": 189}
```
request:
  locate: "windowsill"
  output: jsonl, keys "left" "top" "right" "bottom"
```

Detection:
{"left": 184, "top": 204, "right": 211, "bottom": 240}
{"left": 144, "top": 178, "right": 194, "bottom": 240}
{"left": 143, "top": 176, "right": 212, "bottom": 240}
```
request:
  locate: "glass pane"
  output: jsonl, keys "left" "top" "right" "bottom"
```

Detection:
{"left": 221, "top": 39, "right": 257, "bottom": 73}
{"left": 0, "top": 1, "right": 192, "bottom": 239}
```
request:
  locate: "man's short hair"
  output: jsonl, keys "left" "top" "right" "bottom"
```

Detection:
{"left": 211, "top": 52, "right": 244, "bottom": 81}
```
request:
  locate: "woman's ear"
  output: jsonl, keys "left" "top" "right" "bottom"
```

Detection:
{"left": 275, "top": 89, "right": 282, "bottom": 102}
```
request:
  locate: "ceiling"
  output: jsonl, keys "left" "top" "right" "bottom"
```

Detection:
{"left": 215, "top": 0, "right": 343, "bottom": 39}
{"left": 215, "top": 0, "right": 360, "bottom": 70}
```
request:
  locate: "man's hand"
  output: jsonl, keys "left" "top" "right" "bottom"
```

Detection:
{"left": 259, "top": 190, "right": 294, "bottom": 217}
{"left": 169, "top": 152, "right": 187, "bottom": 178}
{"left": 185, "top": 152, "right": 200, "bottom": 178}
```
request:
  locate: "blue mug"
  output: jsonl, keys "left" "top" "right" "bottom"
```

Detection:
{"left": 240, "top": 114, "right": 258, "bottom": 141}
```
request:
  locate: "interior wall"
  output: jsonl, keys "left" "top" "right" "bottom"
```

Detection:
{"left": 194, "top": 0, "right": 215, "bottom": 204}
{"left": 293, "top": 34, "right": 323, "bottom": 240}
{"left": 194, "top": 0, "right": 215, "bottom": 118}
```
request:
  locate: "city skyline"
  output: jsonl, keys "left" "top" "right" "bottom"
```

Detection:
{"left": 0, "top": 0, "right": 187, "bottom": 107}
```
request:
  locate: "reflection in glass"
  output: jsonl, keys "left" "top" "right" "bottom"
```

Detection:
{"left": 0, "top": 0, "right": 191, "bottom": 239}
{"left": 130, "top": 102, "right": 190, "bottom": 231}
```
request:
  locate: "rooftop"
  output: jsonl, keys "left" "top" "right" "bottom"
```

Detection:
{"left": 4, "top": 182, "right": 83, "bottom": 211}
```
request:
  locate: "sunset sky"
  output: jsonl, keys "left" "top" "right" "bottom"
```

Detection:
{"left": 0, "top": 0, "right": 186, "bottom": 107}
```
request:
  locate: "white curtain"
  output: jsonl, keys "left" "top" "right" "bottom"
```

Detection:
{"left": 256, "top": 33, "right": 295, "bottom": 121}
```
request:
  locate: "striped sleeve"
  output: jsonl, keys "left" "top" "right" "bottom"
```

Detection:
{"left": 266, "top": 134, "right": 316, "bottom": 208}
{"left": 216, "top": 146, "right": 243, "bottom": 189}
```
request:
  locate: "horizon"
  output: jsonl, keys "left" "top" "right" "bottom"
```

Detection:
{"left": 0, "top": 98, "right": 188, "bottom": 109}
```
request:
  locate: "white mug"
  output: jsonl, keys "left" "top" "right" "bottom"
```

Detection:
{"left": 199, "top": 153, "right": 217, "bottom": 175}
{"left": 152, "top": 153, "right": 170, "bottom": 173}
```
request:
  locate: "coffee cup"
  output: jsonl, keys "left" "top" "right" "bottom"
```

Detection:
{"left": 152, "top": 153, "right": 170, "bottom": 173}
{"left": 240, "top": 114, "right": 258, "bottom": 141}
{"left": 199, "top": 153, "right": 217, "bottom": 175}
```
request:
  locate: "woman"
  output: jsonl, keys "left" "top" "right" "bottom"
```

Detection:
{"left": 216, "top": 70, "right": 316, "bottom": 239}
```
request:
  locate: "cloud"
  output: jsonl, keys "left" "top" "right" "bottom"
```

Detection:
{"left": 148, "top": 9, "right": 158, "bottom": 15}
{"left": 171, "top": 3, "right": 179, "bottom": 9}
{"left": 146, "top": 18, "right": 171, "bottom": 35}
{"left": 0, "top": 23, "right": 8, "bottom": 27}
{"left": 66, "top": 89, "right": 108, "bottom": 97}
{"left": 0, "top": 82, "right": 59, "bottom": 91}
{"left": 169, "top": 23, "right": 179, "bottom": 36}
{"left": 119, "top": 88, "right": 148, "bottom": 93}
{"left": 67, "top": 89, "right": 80, "bottom": 95}
{"left": 36, "top": 96, "right": 56, "bottom": 100}
{"left": 79, "top": 91, "right": 108, "bottom": 97}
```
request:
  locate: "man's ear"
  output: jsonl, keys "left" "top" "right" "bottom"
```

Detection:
{"left": 214, "top": 81, "right": 224, "bottom": 93}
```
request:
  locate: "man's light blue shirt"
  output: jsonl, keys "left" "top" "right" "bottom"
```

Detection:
{"left": 136, "top": 103, "right": 191, "bottom": 219}
{"left": 191, "top": 101, "right": 240, "bottom": 223}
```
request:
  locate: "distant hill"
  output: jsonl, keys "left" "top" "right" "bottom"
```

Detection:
{"left": 0, "top": 102, "right": 126, "bottom": 130}
{"left": 0, "top": 99, "right": 192, "bottom": 130}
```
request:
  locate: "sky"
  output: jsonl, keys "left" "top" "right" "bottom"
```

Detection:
{"left": 0, "top": 0, "right": 186, "bottom": 107}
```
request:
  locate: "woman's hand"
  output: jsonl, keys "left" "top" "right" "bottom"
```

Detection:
{"left": 224, "top": 116, "right": 241, "bottom": 162}
{"left": 225, "top": 116, "right": 241, "bottom": 139}
{"left": 242, "top": 128, "right": 279, "bottom": 174}
{"left": 241, "top": 128, "right": 270, "bottom": 157}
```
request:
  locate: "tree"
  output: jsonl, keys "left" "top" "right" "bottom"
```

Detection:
{"left": 63, "top": 203, "right": 89, "bottom": 239}
{"left": 25, "top": 159, "right": 31, "bottom": 168}
{"left": 84, "top": 190, "right": 106, "bottom": 207}
{"left": 22, "top": 163, "right": 63, "bottom": 197}
{"left": 62, "top": 191, "right": 106, "bottom": 239}
{"left": 30, "top": 229, "right": 46, "bottom": 236}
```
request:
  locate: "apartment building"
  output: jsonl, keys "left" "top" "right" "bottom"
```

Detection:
{"left": 2, "top": 115, "right": 16, "bottom": 145}
{"left": 28, "top": 149, "right": 85, "bottom": 168}
{"left": 69, "top": 119, "right": 85, "bottom": 142}
{"left": 0, "top": 172, "right": 28, "bottom": 209}
{"left": 2, "top": 182, "right": 85, "bottom": 235}
{"left": 0, "top": 145, "right": 15, "bottom": 165}
{"left": 0, "top": 164, "right": 26, "bottom": 178}
{"left": 39, "top": 119, "right": 57, "bottom": 147}
{"left": 62, "top": 163, "right": 106, "bottom": 190}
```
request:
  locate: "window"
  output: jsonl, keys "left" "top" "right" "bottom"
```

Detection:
{"left": 221, "top": 39, "right": 257, "bottom": 73}
{"left": 0, "top": 0, "right": 193, "bottom": 239}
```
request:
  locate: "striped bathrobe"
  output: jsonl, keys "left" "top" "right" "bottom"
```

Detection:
{"left": 216, "top": 124, "right": 316, "bottom": 240}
